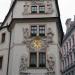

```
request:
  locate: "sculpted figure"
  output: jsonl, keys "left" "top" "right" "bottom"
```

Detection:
{"left": 47, "top": 28, "right": 54, "bottom": 43}
{"left": 23, "top": 28, "right": 29, "bottom": 43}
{"left": 47, "top": 55, "right": 55, "bottom": 74}
{"left": 23, "top": 2, "right": 29, "bottom": 15}
{"left": 19, "top": 55, "right": 28, "bottom": 72}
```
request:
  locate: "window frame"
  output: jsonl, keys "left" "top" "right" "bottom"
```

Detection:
{"left": 31, "top": 26, "right": 37, "bottom": 37}
{"left": 39, "top": 6, "right": 45, "bottom": 13}
{"left": 31, "top": 25, "right": 45, "bottom": 37}
{"left": 39, "top": 52, "right": 46, "bottom": 67}
{"left": 31, "top": 6, "right": 37, "bottom": 13}
{"left": 39, "top": 25, "right": 45, "bottom": 36}
{"left": 29, "top": 52, "right": 37, "bottom": 67}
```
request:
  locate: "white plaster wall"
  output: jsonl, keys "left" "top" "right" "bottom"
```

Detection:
{"left": 8, "top": 45, "right": 29, "bottom": 75}
{"left": 8, "top": 22, "right": 60, "bottom": 75}
{"left": 0, "top": 28, "right": 10, "bottom": 50}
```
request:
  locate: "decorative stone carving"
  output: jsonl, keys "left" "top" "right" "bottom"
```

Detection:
{"left": 47, "top": 55, "right": 55, "bottom": 74}
{"left": 47, "top": 1, "right": 54, "bottom": 14}
{"left": 22, "top": 27, "right": 54, "bottom": 51}
{"left": 31, "top": 1, "right": 44, "bottom": 6}
{"left": 47, "top": 28, "right": 54, "bottom": 43}
{"left": 23, "top": 2, "right": 29, "bottom": 15}
{"left": 19, "top": 55, "right": 28, "bottom": 73}
{"left": 23, "top": 28, "right": 29, "bottom": 43}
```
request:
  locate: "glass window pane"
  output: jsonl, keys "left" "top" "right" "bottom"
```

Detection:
{"left": 31, "top": 6, "right": 37, "bottom": 13}
{"left": 31, "top": 26, "right": 37, "bottom": 36}
{"left": 39, "top": 6, "right": 45, "bottom": 13}
{"left": 39, "top": 52, "right": 46, "bottom": 67}
{"left": 30, "top": 53, "right": 37, "bottom": 67}
{"left": 39, "top": 26, "right": 45, "bottom": 36}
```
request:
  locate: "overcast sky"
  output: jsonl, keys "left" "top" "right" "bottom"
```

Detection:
{"left": 0, "top": 0, "right": 75, "bottom": 33}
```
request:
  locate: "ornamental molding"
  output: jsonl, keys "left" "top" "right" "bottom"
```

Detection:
{"left": 23, "top": 0, "right": 54, "bottom": 15}
{"left": 22, "top": 27, "right": 54, "bottom": 51}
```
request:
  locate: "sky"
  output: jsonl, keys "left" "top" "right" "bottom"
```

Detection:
{"left": 0, "top": 0, "right": 75, "bottom": 33}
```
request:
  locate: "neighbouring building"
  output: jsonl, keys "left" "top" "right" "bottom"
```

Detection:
{"left": 0, "top": 0, "right": 63, "bottom": 75}
{"left": 61, "top": 17, "right": 75, "bottom": 75}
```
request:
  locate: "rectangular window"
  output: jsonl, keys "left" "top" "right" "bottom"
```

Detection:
{"left": 1, "top": 33, "right": 5, "bottom": 43}
{"left": 66, "top": 42, "right": 68, "bottom": 52}
{"left": 39, "top": 52, "right": 46, "bottom": 67}
{"left": 69, "top": 39, "right": 71, "bottom": 49}
{"left": 31, "top": 6, "right": 37, "bottom": 13}
{"left": 72, "top": 35, "right": 74, "bottom": 46}
{"left": 39, "top": 6, "right": 45, "bottom": 13}
{"left": 0, "top": 56, "right": 3, "bottom": 69}
{"left": 70, "top": 54, "right": 73, "bottom": 64}
{"left": 39, "top": 25, "right": 45, "bottom": 36}
{"left": 30, "top": 53, "right": 37, "bottom": 67}
{"left": 74, "top": 52, "right": 75, "bottom": 62}
{"left": 31, "top": 26, "right": 37, "bottom": 36}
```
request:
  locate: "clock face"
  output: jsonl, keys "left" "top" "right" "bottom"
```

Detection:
{"left": 32, "top": 36, "right": 42, "bottom": 49}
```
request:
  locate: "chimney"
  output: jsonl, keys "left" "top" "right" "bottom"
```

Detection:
{"left": 65, "top": 18, "right": 71, "bottom": 31}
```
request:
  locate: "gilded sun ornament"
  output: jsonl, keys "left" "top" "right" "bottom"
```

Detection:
{"left": 32, "top": 36, "right": 42, "bottom": 49}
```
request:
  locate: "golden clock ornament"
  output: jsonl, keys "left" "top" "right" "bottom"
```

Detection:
{"left": 32, "top": 36, "right": 42, "bottom": 49}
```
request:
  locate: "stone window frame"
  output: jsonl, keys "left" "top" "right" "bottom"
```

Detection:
{"left": 30, "top": 25, "right": 45, "bottom": 37}
{"left": 29, "top": 50, "right": 46, "bottom": 68}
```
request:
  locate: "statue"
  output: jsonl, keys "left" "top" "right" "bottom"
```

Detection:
{"left": 47, "top": 55, "right": 55, "bottom": 74}
{"left": 23, "top": 2, "right": 29, "bottom": 15}
{"left": 47, "top": 28, "right": 54, "bottom": 43}
{"left": 19, "top": 55, "right": 28, "bottom": 72}
{"left": 47, "top": 1, "right": 54, "bottom": 14}
{"left": 23, "top": 28, "right": 29, "bottom": 43}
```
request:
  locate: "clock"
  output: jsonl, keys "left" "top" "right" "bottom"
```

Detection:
{"left": 32, "top": 36, "right": 42, "bottom": 49}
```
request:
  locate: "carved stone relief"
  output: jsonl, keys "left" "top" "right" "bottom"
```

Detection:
{"left": 23, "top": 2, "right": 29, "bottom": 15}
{"left": 47, "top": 55, "right": 55, "bottom": 74}
{"left": 19, "top": 55, "right": 28, "bottom": 73}
{"left": 23, "top": 28, "right": 29, "bottom": 43}
{"left": 47, "top": 28, "right": 54, "bottom": 44}
{"left": 46, "top": 0, "right": 54, "bottom": 14}
{"left": 31, "top": 1, "right": 44, "bottom": 6}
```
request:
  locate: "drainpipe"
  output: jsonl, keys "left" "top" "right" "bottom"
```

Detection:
{"left": 6, "top": 26, "right": 12, "bottom": 75}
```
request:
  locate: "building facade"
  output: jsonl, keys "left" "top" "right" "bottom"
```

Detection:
{"left": 0, "top": 0, "right": 63, "bottom": 75}
{"left": 61, "top": 18, "right": 75, "bottom": 75}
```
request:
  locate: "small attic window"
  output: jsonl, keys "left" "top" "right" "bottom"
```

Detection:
{"left": 1, "top": 33, "right": 6, "bottom": 43}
